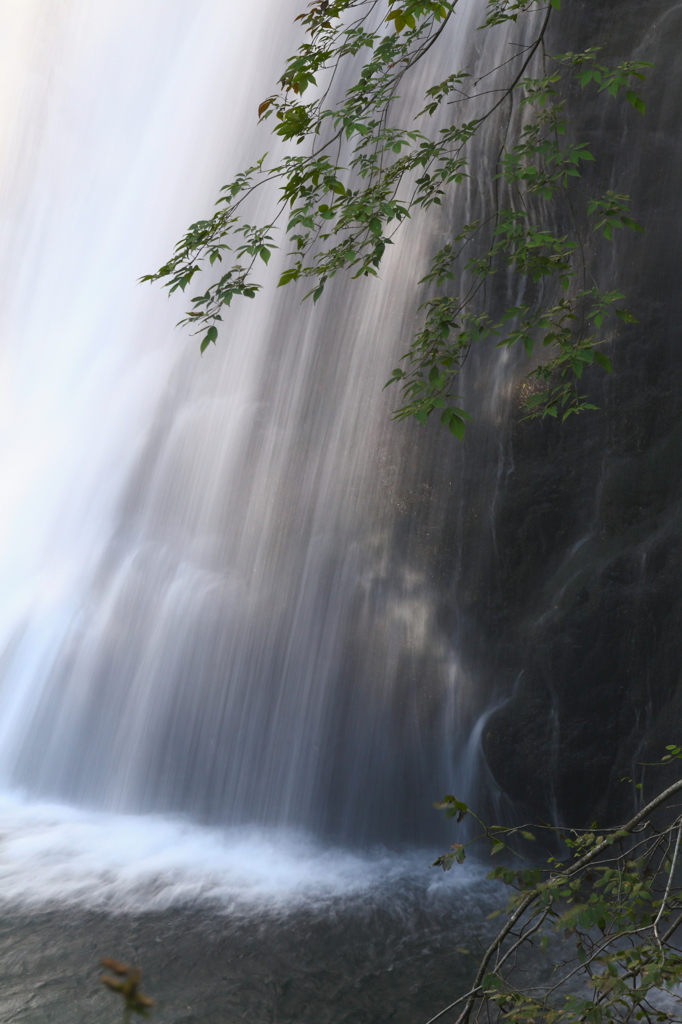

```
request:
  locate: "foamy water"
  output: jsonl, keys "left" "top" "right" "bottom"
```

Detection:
{"left": 0, "top": 792, "right": 481, "bottom": 913}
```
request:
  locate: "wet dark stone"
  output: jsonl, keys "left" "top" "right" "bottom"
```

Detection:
{"left": 470, "top": 0, "right": 682, "bottom": 826}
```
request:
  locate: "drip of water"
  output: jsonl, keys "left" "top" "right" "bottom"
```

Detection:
{"left": 0, "top": 0, "right": 529, "bottom": 852}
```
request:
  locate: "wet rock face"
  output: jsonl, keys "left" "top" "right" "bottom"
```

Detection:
{"left": 483, "top": 426, "right": 682, "bottom": 826}
{"left": 476, "top": 0, "right": 682, "bottom": 826}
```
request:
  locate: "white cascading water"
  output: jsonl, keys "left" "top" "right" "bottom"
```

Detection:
{"left": 0, "top": 0, "right": 526, "bottom": 907}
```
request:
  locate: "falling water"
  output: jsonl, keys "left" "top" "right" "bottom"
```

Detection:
{"left": 0, "top": 0, "right": 530, "bottom": 858}
{"left": 5, "top": 1, "right": 663, "bottom": 1019}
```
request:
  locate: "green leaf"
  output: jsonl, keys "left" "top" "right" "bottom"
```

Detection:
{"left": 434, "top": 796, "right": 469, "bottom": 821}
{"left": 525, "top": 392, "right": 548, "bottom": 409}
{"left": 448, "top": 415, "right": 465, "bottom": 439}
{"left": 626, "top": 90, "right": 646, "bottom": 114}
{"left": 449, "top": 407, "right": 472, "bottom": 422}
{"left": 621, "top": 215, "right": 644, "bottom": 232}
{"left": 594, "top": 351, "right": 612, "bottom": 372}
{"left": 200, "top": 325, "right": 218, "bottom": 353}
{"left": 278, "top": 267, "right": 300, "bottom": 287}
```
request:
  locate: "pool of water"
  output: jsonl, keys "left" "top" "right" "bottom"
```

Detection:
{"left": 0, "top": 794, "right": 499, "bottom": 1023}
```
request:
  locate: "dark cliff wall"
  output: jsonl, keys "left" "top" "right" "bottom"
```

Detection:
{"left": 474, "top": 0, "right": 682, "bottom": 825}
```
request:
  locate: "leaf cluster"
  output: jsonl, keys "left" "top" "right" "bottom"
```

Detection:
{"left": 428, "top": 759, "right": 682, "bottom": 1024}
{"left": 100, "top": 959, "right": 154, "bottom": 1020}
{"left": 144, "top": 0, "right": 651, "bottom": 438}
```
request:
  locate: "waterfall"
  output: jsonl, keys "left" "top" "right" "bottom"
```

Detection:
{"left": 1, "top": 12, "right": 681, "bottom": 1024}
{"left": 0, "top": 0, "right": 541, "bottom": 854}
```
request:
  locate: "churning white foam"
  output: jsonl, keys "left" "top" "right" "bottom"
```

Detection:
{"left": 0, "top": 792, "right": 479, "bottom": 913}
